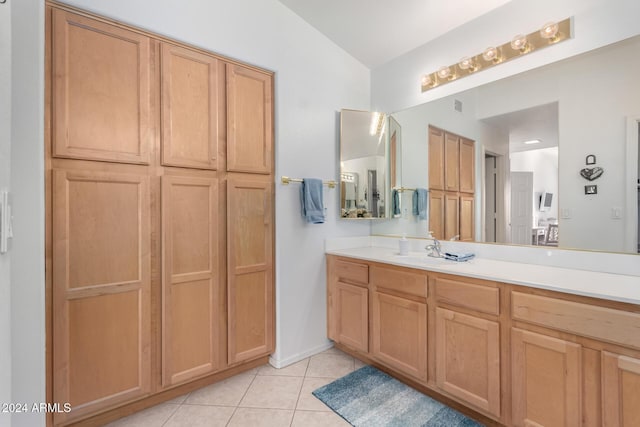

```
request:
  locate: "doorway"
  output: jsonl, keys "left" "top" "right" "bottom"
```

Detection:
{"left": 485, "top": 154, "right": 497, "bottom": 242}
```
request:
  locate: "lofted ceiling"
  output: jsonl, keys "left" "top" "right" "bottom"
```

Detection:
{"left": 277, "top": 0, "right": 513, "bottom": 68}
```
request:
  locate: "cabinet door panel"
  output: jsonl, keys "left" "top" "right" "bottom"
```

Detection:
{"left": 435, "top": 308, "right": 500, "bottom": 417}
{"left": 459, "top": 138, "right": 475, "bottom": 193}
{"left": 334, "top": 282, "right": 369, "bottom": 352}
{"left": 602, "top": 352, "right": 640, "bottom": 427}
{"left": 162, "top": 175, "right": 219, "bottom": 385}
{"left": 444, "top": 192, "right": 460, "bottom": 241}
{"left": 444, "top": 133, "right": 460, "bottom": 192}
{"left": 429, "top": 190, "right": 445, "bottom": 239}
{"left": 428, "top": 126, "right": 445, "bottom": 190}
{"left": 52, "top": 169, "right": 151, "bottom": 423}
{"left": 460, "top": 194, "right": 475, "bottom": 242}
{"left": 227, "top": 178, "right": 274, "bottom": 363}
{"left": 52, "top": 9, "right": 152, "bottom": 164}
{"left": 227, "top": 65, "right": 273, "bottom": 174}
{"left": 372, "top": 292, "right": 427, "bottom": 381}
{"left": 161, "top": 44, "right": 219, "bottom": 169}
{"left": 511, "top": 328, "right": 581, "bottom": 427}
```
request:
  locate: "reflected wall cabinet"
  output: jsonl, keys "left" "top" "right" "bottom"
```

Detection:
{"left": 428, "top": 126, "right": 475, "bottom": 241}
{"left": 46, "top": 4, "right": 274, "bottom": 425}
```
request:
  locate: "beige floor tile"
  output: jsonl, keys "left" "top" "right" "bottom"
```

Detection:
{"left": 296, "top": 377, "right": 335, "bottom": 411}
{"left": 166, "top": 393, "right": 190, "bottom": 405}
{"left": 318, "top": 346, "right": 345, "bottom": 356}
{"left": 164, "top": 405, "right": 235, "bottom": 427}
{"left": 227, "top": 408, "right": 294, "bottom": 427}
{"left": 291, "top": 410, "right": 351, "bottom": 427}
{"left": 257, "top": 358, "right": 309, "bottom": 377}
{"left": 104, "top": 403, "right": 178, "bottom": 427}
{"left": 353, "top": 358, "right": 367, "bottom": 370}
{"left": 185, "top": 372, "right": 255, "bottom": 406}
{"left": 239, "top": 375, "right": 303, "bottom": 410}
{"left": 306, "top": 353, "right": 355, "bottom": 378}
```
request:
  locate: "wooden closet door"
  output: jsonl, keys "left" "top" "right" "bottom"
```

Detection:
{"left": 459, "top": 138, "right": 475, "bottom": 193}
{"left": 444, "top": 192, "right": 460, "bottom": 241}
{"left": 444, "top": 133, "right": 460, "bottom": 192}
{"left": 52, "top": 9, "right": 152, "bottom": 164}
{"left": 429, "top": 190, "right": 445, "bottom": 240}
{"left": 428, "top": 126, "right": 445, "bottom": 190}
{"left": 459, "top": 194, "right": 475, "bottom": 242}
{"left": 227, "top": 178, "right": 274, "bottom": 363}
{"left": 226, "top": 64, "right": 273, "bottom": 174}
{"left": 52, "top": 169, "right": 151, "bottom": 423}
{"left": 161, "top": 175, "right": 220, "bottom": 386}
{"left": 161, "top": 44, "right": 220, "bottom": 169}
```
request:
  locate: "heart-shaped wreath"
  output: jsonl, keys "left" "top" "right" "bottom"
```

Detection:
{"left": 580, "top": 167, "right": 603, "bottom": 181}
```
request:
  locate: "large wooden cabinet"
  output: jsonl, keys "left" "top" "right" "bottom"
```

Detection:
{"left": 327, "top": 254, "right": 640, "bottom": 427}
{"left": 46, "top": 4, "right": 274, "bottom": 425}
{"left": 428, "top": 126, "right": 475, "bottom": 241}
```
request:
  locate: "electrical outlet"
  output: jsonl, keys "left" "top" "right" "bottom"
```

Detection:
{"left": 611, "top": 207, "right": 622, "bottom": 219}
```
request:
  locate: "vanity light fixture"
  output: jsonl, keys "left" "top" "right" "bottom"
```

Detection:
{"left": 421, "top": 17, "right": 571, "bottom": 93}
{"left": 369, "top": 112, "right": 386, "bottom": 136}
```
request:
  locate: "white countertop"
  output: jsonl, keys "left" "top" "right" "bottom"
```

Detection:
{"left": 327, "top": 246, "right": 640, "bottom": 305}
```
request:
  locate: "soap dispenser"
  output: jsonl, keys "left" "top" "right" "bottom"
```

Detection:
{"left": 399, "top": 233, "right": 409, "bottom": 256}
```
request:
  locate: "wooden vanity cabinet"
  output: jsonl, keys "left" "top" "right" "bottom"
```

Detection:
{"left": 432, "top": 275, "right": 501, "bottom": 418}
{"left": 602, "top": 352, "right": 640, "bottom": 426}
{"left": 370, "top": 265, "right": 428, "bottom": 381}
{"left": 327, "top": 257, "right": 370, "bottom": 353}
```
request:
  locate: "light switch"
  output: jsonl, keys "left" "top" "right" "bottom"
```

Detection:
{"left": 611, "top": 207, "right": 622, "bottom": 219}
{"left": 560, "top": 208, "right": 572, "bottom": 219}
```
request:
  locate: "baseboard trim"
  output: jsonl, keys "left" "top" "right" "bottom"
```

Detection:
{"left": 268, "top": 341, "right": 334, "bottom": 368}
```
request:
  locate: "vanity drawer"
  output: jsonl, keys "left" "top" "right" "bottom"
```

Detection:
{"left": 334, "top": 258, "right": 369, "bottom": 286}
{"left": 512, "top": 292, "right": 640, "bottom": 349}
{"left": 371, "top": 265, "right": 428, "bottom": 298}
{"left": 433, "top": 275, "right": 500, "bottom": 315}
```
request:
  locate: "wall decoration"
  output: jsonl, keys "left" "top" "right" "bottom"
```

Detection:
{"left": 585, "top": 185, "right": 597, "bottom": 195}
{"left": 580, "top": 166, "right": 604, "bottom": 181}
{"left": 585, "top": 154, "right": 596, "bottom": 165}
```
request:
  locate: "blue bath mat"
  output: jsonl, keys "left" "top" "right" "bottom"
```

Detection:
{"left": 312, "top": 365, "right": 484, "bottom": 427}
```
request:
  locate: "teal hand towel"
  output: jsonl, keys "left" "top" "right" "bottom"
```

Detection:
{"left": 392, "top": 189, "right": 401, "bottom": 217}
{"left": 300, "top": 178, "right": 325, "bottom": 224}
{"left": 412, "top": 188, "right": 428, "bottom": 220}
{"left": 444, "top": 252, "right": 475, "bottom": 262}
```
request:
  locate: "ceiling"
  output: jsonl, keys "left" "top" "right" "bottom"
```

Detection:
{"left": 277, "top": 0, "right": 513, "bottom": 68}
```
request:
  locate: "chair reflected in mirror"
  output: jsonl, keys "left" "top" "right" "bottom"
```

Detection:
{"left": 544, "top": 223, "right": 559, "bottom": 246}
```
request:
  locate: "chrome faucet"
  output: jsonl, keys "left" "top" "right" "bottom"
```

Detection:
{"left": 425, "top": 231, "right": 443, "bottom": 258}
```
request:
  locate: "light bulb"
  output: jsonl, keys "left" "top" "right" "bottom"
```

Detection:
{"left": 540, "top": 21, "right": 559, "bottom": 40}
{"left": 421, "top": 74, "right": 433, "bottom": 87}
{"left": 482, "top": 46, "right": 499, "bottom": 62}
{"left": 458, "top": 56, "right": 476, "bottom": 71}
{"left": 511, "top": 34, "right": 528, "bottom": 52}
{"left": 437, "top": 66, "right": 451, "bottom": 79}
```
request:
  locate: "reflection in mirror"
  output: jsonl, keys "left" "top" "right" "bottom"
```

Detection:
{"left": 371, "top": 35, "right": 640, "bottom": 254}
{"left": 340, "top": 109, "right": 391, "bottom": 219}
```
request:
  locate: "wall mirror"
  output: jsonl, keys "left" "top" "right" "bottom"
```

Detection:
{"left": 371, "top": 35, "right": 640, "bottom": 254}
{"left": 339, "top": 109, "right": 402, "bottom": 219}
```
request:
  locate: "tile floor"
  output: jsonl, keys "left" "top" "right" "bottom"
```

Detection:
{"left": 106, "top": 347, "right": 365, "bottom": 427}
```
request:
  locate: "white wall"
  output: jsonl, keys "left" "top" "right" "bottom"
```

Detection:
{"left": 371, "top": 0, "right": 640, "bottom": 113}
{"left": 10, "top": 0, "right": 46, "bottom": 425}
{"left": 0, "top": 1, "right": 12, "bottom": 426}
{"left": 54, "top": 0, "right": 372, "bottom": 368}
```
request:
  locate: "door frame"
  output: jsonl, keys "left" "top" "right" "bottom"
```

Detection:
{"left": 624, "top": 116, "right": 639, "bottom": 253}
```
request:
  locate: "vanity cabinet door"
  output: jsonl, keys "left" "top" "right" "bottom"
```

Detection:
{"left": 372, "top": 291, "right": 427, "bottom": 381}
{"left": 429, "top": 190, "right": 445, "bottom": 239}
{"left": 444, "top": 192, "right": 460, "bottom": 241}
{"left": 511, "top": 328, "right": 582, "bottom": 427}
{"left": 459, "top": 194, "right": 475, "bottom": 242}
{"left": 435, "top": 308, "right": 500, "bottom": 417}
{"left": 332, "top": 282, "right": 369, "bottom": 353}
{"left": 227, "top": 64, "right": 273, "bottom": 174}
{"left": 602, "top": 351, "right": 640, "bottom": 426}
